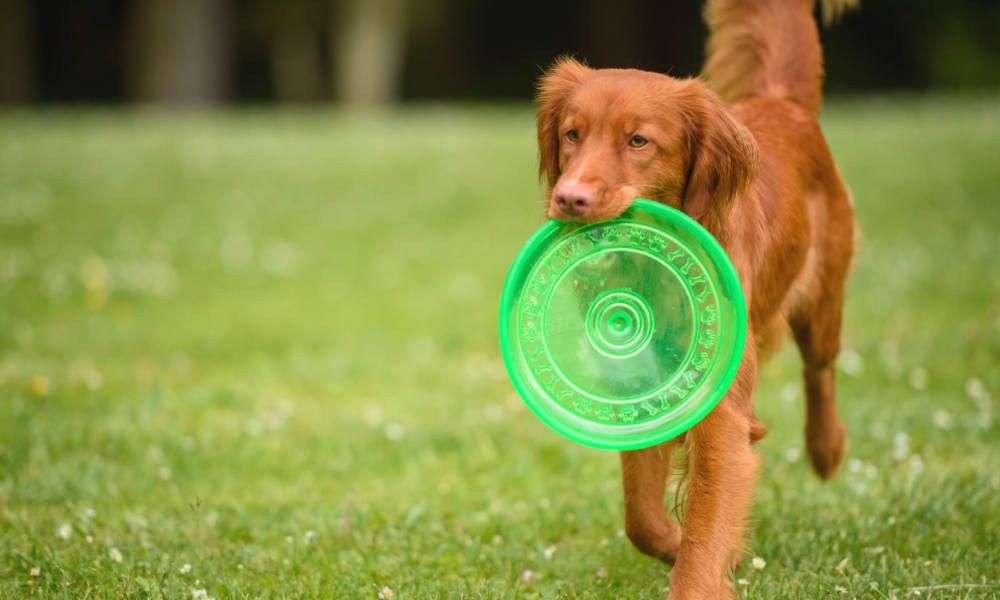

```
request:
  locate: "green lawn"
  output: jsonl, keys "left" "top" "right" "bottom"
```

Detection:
{"left": 1, "top": 96, "right": 998, "bottom": 599}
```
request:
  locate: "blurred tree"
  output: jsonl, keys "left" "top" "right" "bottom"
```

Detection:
{"left": 332, "top": 0, "right": 409, "bottom": 105}
{"left": 582, "top": 1, "right": 645, "bottom": 68}
{"left": 400, "top": 0, "right": 705, "bottom": 99}
{"left": 0, "top": 0, "right": 35, "bottom": 103}
{"left": 126, "top": 0, "right": 232, "bottom": 104}
{"left": 820, "top": 0, "right": 1000, "bottom": 92}
{"left": 254, "top": 0, "right": 327, "bottom": 102}
{"left": 11, "top": 0, "right": 1000, "bottom": 103}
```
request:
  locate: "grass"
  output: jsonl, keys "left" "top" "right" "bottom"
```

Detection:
{"left": 1, "top": 95, "right": 998, "bottom": 599}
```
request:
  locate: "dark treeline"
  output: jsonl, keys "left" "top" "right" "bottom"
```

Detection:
{"left": 1, "top": 0, "right": 997, "bottom": 105}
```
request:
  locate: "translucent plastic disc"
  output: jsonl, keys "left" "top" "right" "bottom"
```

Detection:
{"left": 499, "top": 198, "right": 747, "bottom": 450}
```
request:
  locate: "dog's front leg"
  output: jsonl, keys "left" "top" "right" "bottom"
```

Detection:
{"left": 621, "top": 441, "right": 683, "bottom": 564}
{"left": 668, "top": 336, "right": 758, "bottom": 600}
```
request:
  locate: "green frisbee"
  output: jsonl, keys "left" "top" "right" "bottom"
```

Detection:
{"left": 498, "top": 198, "right": 747, "bottom": 450}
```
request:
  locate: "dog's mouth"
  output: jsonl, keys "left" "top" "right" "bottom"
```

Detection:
{"left": 546, "top": 184, "right": 640, "bottom": 223}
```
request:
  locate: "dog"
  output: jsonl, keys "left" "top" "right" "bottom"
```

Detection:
{"left": 534, "top": 0, "right": 858, "bottom": 597}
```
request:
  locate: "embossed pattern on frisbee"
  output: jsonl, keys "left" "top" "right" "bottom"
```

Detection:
{"left": 499, "top": 198, "right": 747, "bottom": 450}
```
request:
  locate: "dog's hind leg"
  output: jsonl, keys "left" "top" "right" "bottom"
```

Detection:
{"left": 791, "top": 295, "right": 847, "bottom": 479}
{"left": 620, "top": 442, "right": 683, "bottom": 564}
{"left": 790, "top": 188, "right": 853, "bottom": 480}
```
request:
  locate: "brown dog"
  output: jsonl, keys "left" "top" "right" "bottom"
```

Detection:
{"left": 534, "top": 0, "right": 857, "bottom": 597}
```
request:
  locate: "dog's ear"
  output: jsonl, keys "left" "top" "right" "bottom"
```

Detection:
{"left": 536, "top": 58, "right": 592, "bottom": 191}
{"left": 681, "top": 84, "right": 759, "bottom": 234}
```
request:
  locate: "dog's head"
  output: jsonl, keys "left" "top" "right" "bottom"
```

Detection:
{"left": 536, "top": 58, "right": 759, "bottom": 230}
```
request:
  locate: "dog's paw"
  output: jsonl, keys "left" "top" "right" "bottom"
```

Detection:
{"left": 626, "top": 518, "right": 682, "bottom": 565}
{"left": 806, "top": 419, "right": 847, "bottom": 479}
{"left": 666, "top": 578, "right": 737, "bottom": 600}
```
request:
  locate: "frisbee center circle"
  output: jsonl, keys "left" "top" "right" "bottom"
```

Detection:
{"left": 585, "top": 290, "right": 654, "bottom": 358}
{"left": 609, "top": 311, "right": 631, "bottom": 334}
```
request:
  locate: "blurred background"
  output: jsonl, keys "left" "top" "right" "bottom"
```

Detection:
{"left": 2, "top": 0, "right": 999, "bottom": 106}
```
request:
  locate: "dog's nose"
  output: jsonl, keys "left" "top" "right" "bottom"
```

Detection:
{"left": 553, "top": 182, "right": 596, "bottom": 216}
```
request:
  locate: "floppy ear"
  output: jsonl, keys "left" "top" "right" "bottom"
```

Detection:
{"left": 536, "top": 58, "right": 592, "bottom": 191}
{"left": 681, "top": 84, "right": 759, "bottom": 233}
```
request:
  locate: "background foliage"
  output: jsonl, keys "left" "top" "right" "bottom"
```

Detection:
{"left": 1, "top": 0, "right": 999, "bottom": 105}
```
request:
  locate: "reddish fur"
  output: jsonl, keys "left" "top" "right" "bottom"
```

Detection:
{"left": 534, "top": 1, "right": 857, "bottom": 598}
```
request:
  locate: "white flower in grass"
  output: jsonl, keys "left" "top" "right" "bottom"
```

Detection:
{"left": 835, "top": 585, "right": 848, "bottom": 594}
{"left": 179, "top": 563, "right": 192, "bottom": 574}
{"left": 58, "top": 523, "right": 72, "bottom": 539}
{"left": 785, "top": 447, "right": 801, "bottom": 462}
{"left": 893, "top": 432, "right": 910, "bottom": 460}
{"left": 85, "top": 508, "right": 96, "bottom": 519}
{"left": 835, "top": 557, "right": 849, "bottom": 574}
{"left": 304, "top": 530, "right": 317, "bottom": 544}
{"left": 751, "top": 556, "right": 766, "bottom": 570}
{"left": 192, "top": 589, "right": 208, "bottom": 600}
{"left": 838, "top": 349, "right": 864, "bottom": 377}
{"left": 485, "top": 403, "right": 504, "bottom": 423}
{"left": 932, "top": 409, "right": 952, "bottom": 429}
{"left": 965, "top": 377, "right": 987, "bottom": 400}
{"left": 246, "top": 419, "right": 263, "bottom": 437}
{"left": 363, "top": 405, "right": 383, "bottom": 428}
{"left": 520, "top": 569, "right": 533, "bottom": 584}
{"left": 384, "top": 423, "right": 405, "bottom": 441}
{"left": 110, "top": 547, "right": 123, "bottom": 562}
{"left": 85, "top": 535, "right": 94, "bottom": 544}
{"left": 30, "top": 567, "right": 40, "bottom": 576}
{"left": 377, "top": 585, "right": 394, "bottom": 599}
{"left": 737, "top": 578, "right": 749, "bottom": 586}
{"left": 779, "top": 382, "right": 799, "bottom": 404}
{"left": 544, "top": 545, "right": 557, "bottom": 559}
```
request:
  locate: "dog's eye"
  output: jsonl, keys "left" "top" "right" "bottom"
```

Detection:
{"left": 564, "top": 130, "right": 579, "bottom": 143}
{"left": 628, "top": 134, "right": 649, "bottom": 148}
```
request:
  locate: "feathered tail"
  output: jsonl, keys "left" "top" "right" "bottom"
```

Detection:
{"left": 702, "top": 0, "right": 858, "bottom": 114}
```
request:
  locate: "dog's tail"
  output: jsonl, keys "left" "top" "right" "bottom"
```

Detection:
{"left": 702, "top": 0, "right": 858, "bottom": 114}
